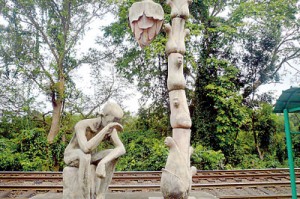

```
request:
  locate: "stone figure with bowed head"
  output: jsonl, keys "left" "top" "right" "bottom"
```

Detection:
{"left": 63, "top": 102, "right": 126, "bottom": 199}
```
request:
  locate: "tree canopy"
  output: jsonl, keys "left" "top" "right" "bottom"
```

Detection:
{"left": 0, "top": 0, "right": 131, "bottom": 143}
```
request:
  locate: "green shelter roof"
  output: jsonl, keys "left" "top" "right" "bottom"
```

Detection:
{"left": 274, "top": 87, "right": 300, "bottom": 113}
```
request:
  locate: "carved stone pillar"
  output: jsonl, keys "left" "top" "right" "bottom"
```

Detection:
{"left": 128, "top": 0, "right": 195, "bottom": 198}
{"left": 161, "top": 0, "right": 195, "bottom": 198}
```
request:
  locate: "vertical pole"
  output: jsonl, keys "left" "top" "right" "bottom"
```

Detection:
{"left": 160, "top": 1, "right": 194, "bottom": 198}
{"left": 284, "top": 108, "right": 297, "bottom": 199}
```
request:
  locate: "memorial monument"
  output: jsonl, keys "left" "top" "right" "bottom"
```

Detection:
{"left": 63, "top": 102, "right": 125, "bottom": 199}
{"left": 129, "top": 0, "right": 196, "bottom": 198}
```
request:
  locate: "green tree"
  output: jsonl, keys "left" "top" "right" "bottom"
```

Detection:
{"left": 0, "top": 0, "right": 113, "bottom": 143}
{"left": 206, "top": 63, "right": 247, "bottom": 161}
{"left": 189, "top": 1, "right": 245, "bottom": 161}
{"left": 190, "top": 0, "right": 299, "bottom": 162}
{"left": 246, "top": 103, "right": 278, "bottom": 160}
{"left": 231, "top": 0, "right": 300, "bottom": 99}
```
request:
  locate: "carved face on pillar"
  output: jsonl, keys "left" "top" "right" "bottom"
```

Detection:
{"left": 169, "top": 90, "right": 192, "bottom": 129}
{"left": 129, "top": 0, "right": 164, "bottom": 47}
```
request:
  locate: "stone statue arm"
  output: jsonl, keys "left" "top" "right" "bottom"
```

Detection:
{"left": 77, "top": 122, "right": 123, "bottom": 153}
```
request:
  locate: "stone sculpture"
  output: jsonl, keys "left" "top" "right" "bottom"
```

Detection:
{"left": 129, "top": 0, "right": 196, "bottom": 197}
{"left": 165, "top": 18, "right": 190, "bottom": 55}
{"left": 166, "top": 0, "right": 191, "bottom": 19}
{"left": 128, "top": 0, "right": 164, "bottom": 47}
{"left": 167, "top": 53, "right": 186, "bottom": 91}
{"left": 169, "top": 90, "right": 192, "bottom": 129}
{"left": 129, "top": 0, "right": 164, "bottom": 48}
{"left": 161, "top": 137, "right": 195, "bottom": 199}
{"left": 63, "top": 102, "right": 125, "bottom": 199}
{"left": 162, "top": 0, "right": 196, "bottom": 196}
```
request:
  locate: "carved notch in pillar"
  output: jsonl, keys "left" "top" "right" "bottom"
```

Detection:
{"left": 166, "top": 0, "right": 192, "bottom": 19}
{"left": 165, "top": 18, "right": 190, "bottom": 55}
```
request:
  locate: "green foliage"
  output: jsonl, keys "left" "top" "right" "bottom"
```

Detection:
{"left": 191, "top": 144, "right": 225, "bottom": 170}
{"left": 291, "top": 114, "right": 300, "bottom": 167}
{"left": 0, "top": 128, "right": 50, "bottom": 171}
{"left": 192, "top": 59, "right": 247, "bottom": 164}
{"left": 116, "top": 130, "right": 168, "bottom": 171}
{"left": 0, "top": 138, "right": 23, "bottom": 170}
{"left": 0, "top": 113, "right": 68, "bottom": 171}
{"left": 135, "top": 107, "right": 170, "bottom": 136}
{"left": 236, "top": 153, "right": 284, "bottom": 169}
{"left": 48, "top": 131, "right": 67, "bottom": 170}
{"left": 256, "top": 104, "right": 277, "bottom": 147}
{"left": 206, "top": 62, "right": 247, "bottom": 141}
{"left": 233, "top": 109, "right": 288, "bottom": 169}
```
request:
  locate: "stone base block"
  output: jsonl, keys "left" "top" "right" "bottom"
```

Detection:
{"left": 149, "top": 197, "right": 196, "bottom": 199}
{"left": 63, "top": 166, "right": 84, "bottom": 199}
{"left": 31, "top": 192, "right": 218, "bottom": 199}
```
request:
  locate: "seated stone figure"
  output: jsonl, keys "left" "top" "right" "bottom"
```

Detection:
{"left": 63, "top": 102, "right": 125, "bottom": 199}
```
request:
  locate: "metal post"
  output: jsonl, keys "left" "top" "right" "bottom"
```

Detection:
{"left": 283, "top": 108, "right": 297, "bottom": 199}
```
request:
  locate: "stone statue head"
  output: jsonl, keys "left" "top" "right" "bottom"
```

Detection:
{"left": 101, "top": 102, "right": 124, "bottom": 126}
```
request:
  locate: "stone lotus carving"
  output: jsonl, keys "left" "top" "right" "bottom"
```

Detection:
{"left": 129, "top": 0, "right": 164, "bottom": 47}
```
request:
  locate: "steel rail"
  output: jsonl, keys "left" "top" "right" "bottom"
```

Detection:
{"left": 1, "top": 168, "right": 299, "bottom": 175}
{"left": 1, "top": 169, "right": 299, "bottom": 177}
{"left": 1, "top": 172, "right": 296, "bottom": 179}
{"left": 0, "top": 170, "right": 299, "bottom": 187}
{"left": 1, "top": 181, "right": 299, "bottom": 190}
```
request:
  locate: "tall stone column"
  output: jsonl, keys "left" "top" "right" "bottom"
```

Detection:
{"left": 128, "top": 0, "right": 195, "bottom": 198}
{"left": 160, "top": 1, "right": 196, "bottom": 198}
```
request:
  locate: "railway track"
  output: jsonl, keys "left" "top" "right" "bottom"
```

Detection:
{"left": 0, "top": 169, "right": 299, "bottom": 198}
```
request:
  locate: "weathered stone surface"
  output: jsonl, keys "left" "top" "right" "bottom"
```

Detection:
{"left": 31, "top": 191, "right": 218, "bottom": 199}
{"left": 161, "top": 137, "right": 192, "bottom": 199}
{"left": 63, "top": 102, "right": 126, "bottom": 199}
{"left": 129, "top": 0, "right": 164, "bottom": 48}
{"left": 166, "top": 0, "right": 191, "bottom": 19}
{"left": 165, "top": 18, "right": 190, "bottom": 55}
{"left": 63, "top": 166, "right": 87, "bottom": 199}
{"left": 172, "top": 128, "right": 191, "bottom": 166}
{"left": 167, "top": 53, "right": 186, "bottom": 91}
{"left": 63, "top": 161, "right": 118, "bottom": 199}
{"left": 169, "top": 90, "right": 192, "bottom": 129}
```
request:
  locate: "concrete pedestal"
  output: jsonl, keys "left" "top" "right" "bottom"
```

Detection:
{"left": 31, "top": 191, "right": 218, "bottom": 199}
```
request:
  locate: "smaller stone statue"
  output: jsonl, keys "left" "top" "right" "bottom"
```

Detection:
{"left": 161, "top": 137, "right": 196, "bottom": 199}
{"left": 63, "top": 102, "right": 125, "bottom": 199}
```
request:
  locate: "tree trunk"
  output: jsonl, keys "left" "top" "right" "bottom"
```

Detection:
{"left": 252, "top": 114, "right": 264, "bottom": 160}
{"left": 47, "top": 100, "right": 63, "bottom": 143}
{"left": 242, "top": 80, "right": 262, "bottom": 99}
